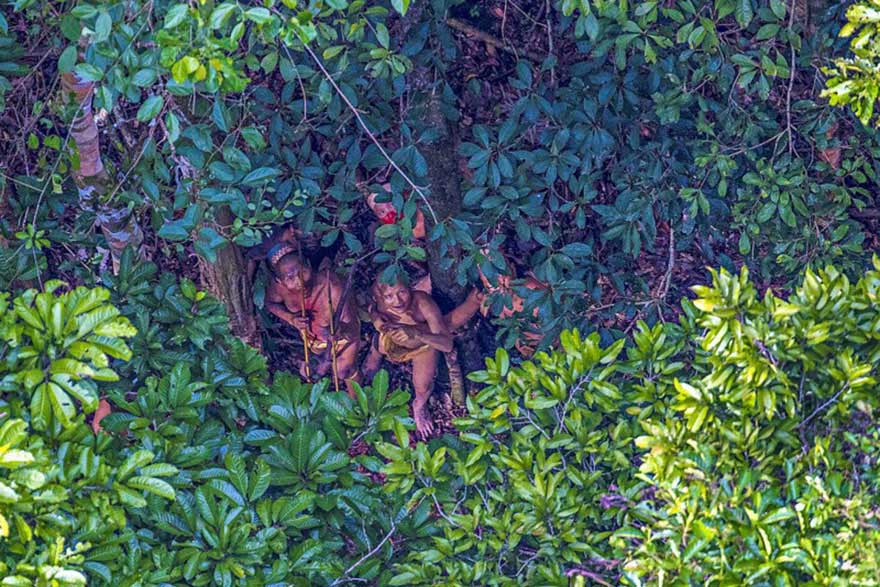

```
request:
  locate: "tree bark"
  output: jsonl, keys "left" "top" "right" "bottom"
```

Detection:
{"left": 198, "top": 206, "right": 262, "bottom": 349}
{"left": 62, "top": 73, "right": 144, "bottom": 273}
{"left": 421, "top": 93, "right": 468, "bottom": 305}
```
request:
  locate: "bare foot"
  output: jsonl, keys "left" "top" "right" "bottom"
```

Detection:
{"left": 413, "top": 405, "right": 434, "bottom": 440}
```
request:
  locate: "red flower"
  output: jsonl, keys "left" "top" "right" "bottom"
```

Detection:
{"left": 379, "top": 210, "right": 398, "bottom": 224}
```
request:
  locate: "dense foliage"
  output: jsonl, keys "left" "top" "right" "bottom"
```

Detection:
{"left": 2, "top": 0, "right": 878, "bottom": 346}
{"left": 6, "top": 255, "right": 880, "bottom": 586}
{"left": 4, "top": 0, "right": 880, "bottom": 584}
{"left": 0, "top": 256, "right": 428, "bottom": 586}
{"left": 385, "top": 259, "right": 880, "bottom": 585}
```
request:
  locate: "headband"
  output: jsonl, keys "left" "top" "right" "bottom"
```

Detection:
{"left": 268, "top": 243, "right": 299, "bottom": 267}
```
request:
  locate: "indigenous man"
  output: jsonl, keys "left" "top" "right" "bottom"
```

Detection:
{"left": 363, "top": 276, "right": 482, "bottom": 438}
{"left": 265, "top": 243, "right": 361, "bottom": 395}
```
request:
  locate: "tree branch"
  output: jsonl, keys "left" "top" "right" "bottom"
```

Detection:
{"left": 280, "top": 42, "right": 438, "bottom": 225}
{"left": 796, "top": 382, "right": 850, "bottom": 430}
{"left": 446, "top": 17, "right": 546, "bottom": 63}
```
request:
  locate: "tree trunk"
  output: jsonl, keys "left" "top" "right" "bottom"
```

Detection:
{"left": 421, "top": 93, "right": 467, "bottom": 304}
{"left": 62, "top": 73, "right": 144, "bottom": 273}
{"left": 198, "top": 206, "right": 262, "bottom": 349}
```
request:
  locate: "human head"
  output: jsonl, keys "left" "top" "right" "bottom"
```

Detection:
{"left": 373, "top": 277, "right": 412, "bottom": 313}
{"left": 272, "top": 250, "right": 312, "bottom": 290}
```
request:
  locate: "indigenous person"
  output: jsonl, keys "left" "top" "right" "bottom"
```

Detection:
{"left": 265, "top": 243, "right": 362, "bottom": 395}
{"left": 363, "top": 276, "right": 481, "bottom": 438}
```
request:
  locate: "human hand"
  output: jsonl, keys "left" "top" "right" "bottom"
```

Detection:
{"left": 387, "top": 327, "right": 412, "bottom": 345}
{"left": 289, "top": 314, "right": 310, "bottom": 331}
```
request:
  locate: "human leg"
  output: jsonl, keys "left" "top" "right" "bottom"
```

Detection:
{"left": 362, "top": 334, "right": 384, "bottom": 383}
{"left": 335, "top": 339, "right": 362, "bottom": 399}
{"left": 411, "top": 348, "right": 439, "bottom": 439}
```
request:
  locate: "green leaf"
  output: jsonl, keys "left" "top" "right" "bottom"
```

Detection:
{"left": 250, "top": 460, "right": 271, "bottom": 501}
{"left": 165, "top": 112, "right": 181, "bottom": 144}
{"left": 58, "top": 45, "right": 78, "bottom": 74}
{"left": 770, "top": 0, "right": 786, "bottom": 19}
{"left": 323, "top": 46, "right": 345, "bottom": 60}
{"left": 136, "top": 95, "right": 164, "bottom": 122}
{"left": 74, "top": 63, "right": 104, "bottom": 82}
{"left": 242, "top": 167, "right": 280, "bottom": 185}
{"left": 755, "top": 23, "right": 780, "bottom": 40}
{"left": 157, "top": 220, "right": 191, "bottom": 242}
{"left": 139, "top": 463, "right": 179, "bottom": 477}
{"left": 210, "top": 3, "right": 237, "bottom": 29}
{"left": 735, "top": 0, "right": 753, "bottom": 27}
{"left": 30, "top": 384, "right": 52, "bottom": 430}
{"left": 93, "top": 317, "right": 136, "bottom": 337}
{"left": 244, "top": 7, "right": 272, "bottom": 23}
{"left": 94, "top": 11, "right": 112, "bottom": 42}
{"left": 132, "top": 68, "right": 158, "bottom": 87}
{"left": 171, "top": 56, "right": 200, "bottom": 83}
{"left": 43, "top": 383, "right": 75, "bottom": 427}
{"left": 738, "top": 231, "right": 751, "bottom": 255}
{"left": 376, "top": 23, "right": 390, "bottom": 48}
{"left": 212, "top": 99, "right": 230, "bottom": 132}
{"left": 164, "top": 4, "right": 188, "bottom": 28}
{"left": 116, "top": 485, "right": 147, "bottom": 508}
{"left": 207, "top": 479, "right": 245, "bottom": 505}
{"left": 194, "top": 227, "right": 227, "bottom": 263}
{"left": 118, "top": 449, "right": 155, "bottom": 481}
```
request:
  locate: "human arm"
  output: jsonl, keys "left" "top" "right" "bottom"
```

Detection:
{"left": 266, "top": 283, "right": 309, "bottom": 331}
{"left": 410, "top": 293, "right": 454, "bottom": 353}
{"left": 329, "top": 275, "right": 361, "bottom": 340}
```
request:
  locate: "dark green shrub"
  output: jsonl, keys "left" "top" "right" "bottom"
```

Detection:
{"left": 386, "top": 259, "right": 880, "bottom": 585}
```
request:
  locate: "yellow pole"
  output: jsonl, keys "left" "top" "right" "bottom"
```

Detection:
{"left": 297, "top": 248, "right": 311, "bottom": 381}
{"left": 326, "top": 268, "right": 341, "bottom": 393}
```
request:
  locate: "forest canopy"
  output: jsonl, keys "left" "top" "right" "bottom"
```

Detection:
{"left": 2, "top": 0, "right": 880, "bottom": 584}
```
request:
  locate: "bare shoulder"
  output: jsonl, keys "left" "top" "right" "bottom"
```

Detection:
{"left": 266, "top": 279, "right": 285, "bottom": 302}
{"left": 412, "top": 291, "right": 442, "bottom": 318}
{"left": 412, "top": 291, "right": 439, "bottom": 309}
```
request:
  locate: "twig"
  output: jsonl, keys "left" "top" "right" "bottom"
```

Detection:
{"left": 554, "top": 369, "right": 592, "bottom": 435}
{"left": 106, "top": 126, "right": 154, "bottom": 202}
{"left": 544, "top": 0, "right": 555, "bottom": 85}
{"left": 565, "top": 569, "right": 613, "bottom": 587}
{"left": 654, "top": 225, "right": 676, "bottom": 302}
{"left": 796, "top": 382, "right": 850, "bottom": 430}
{"left": 446, "top": 17, "right": 546, "bottom": 63}
{"left": 623, "top": 225, "right": 675, "bottom": 334}
{"left": 785, "top": 0, "right": 797, "bottom": 156}
{"left": 280, "top": 42, "right": 438, "bottom": 225}
{"left": 330, "top": 520, "right": 399, "bottom": 586}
